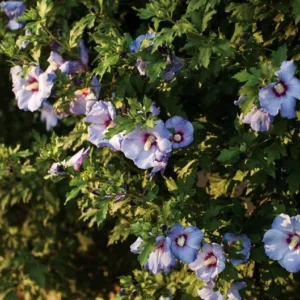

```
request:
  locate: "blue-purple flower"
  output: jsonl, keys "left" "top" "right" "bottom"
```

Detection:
{"left": 167, "top": 224, "right": 204, "bottom": 263}
{"left": 228, "top": 282, "right": 247, "bottom": 300}
{"left": 68, "top": 147, "right": 90, "bottom": 171}
{"left": 223, "top": 233, "right": 251, "bottom": 266}
{"left": 263, "top": 213, "right": 300, "bottom": 272}
{"left": 85, "top": 101, "right": 121, "bottom": 150}
{"left": 242, "top": 107, "right": 273, "bottom": 132}
{"left": 70, "top": 76, "right": 101, "bottom": 115}
{"left": 145, "top": 236, "right": 176, "bottom": 274}
{"left": 259, "top": 60, "right": 300, "bottom": 119}
{"left": 120, "top": 121, "right": 172, "bottom": 169}
{"left": 129, "top": 32, "right": 155, "bottom": 53}
{"left": 165, "top": 116, "right": 194, "bottom": 149}
{"left": 11, "top": 65, "right": 56, "bottom": 111}
{"left": 161, "top": 55, "right": 184, "bottom": 81}
{"left": 130, "top": 237, "right": 144, "bottom": 254}
{"left": 189, "top": 243, "right": 225, "bottom": 281}
{"left": 40, "top": 101, "right": 58, "bottom": 131}
{"left": 0, "top": 1, "right": 25, "bottom": 30}
{"left": 198, "top": 282, "right": 225, "bottom": 300}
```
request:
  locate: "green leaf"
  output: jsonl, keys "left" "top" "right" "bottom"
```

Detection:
{"left": 233, "top": 68, "right": 261, "bottom": 86}
{"left": 164, "top": 177, "right": 178, "bottom": 193}
{"left": 134, "top": 5, "right": 156, "bottom": 19}
{"left": 173, "top": 18, "right": 196, "bottom": 37}
{"left": 292, "top": 0, "right": 300, "bottom": 24}
{"left": 69, "top": 14, "right": 96, "bottom": 48}
{"left": 145, "top": 60, "right": 167, "bottom": 82}
{"left": 217, "top": 147, "right": 241, "bottom": 163}
{"left": 96, "top": 202, "right": 109, "bottom": 226}
{"left": 29, "top": 263, "right": 47, "bottom": 288}
{"left": 271, "top": 44, "right": 287, "bottom": 67}
{"left": 65, "top": 184, "right": 88, "bottom": 203}
{"left": 95, "top": 54, "right": 119, "bottom": 79}
{"left": 4, "top": 291, "right": 19, "bottom": 300}
{"left": 198, "top": 47, "right": 212, "bottom": 68}
{"left": 37, "top": 0, "right": 54, "bottom": 19}
{"left": 286, "top": 170, "right": 300, "bottom": 195}
{"left": 137, "top": 239, "right": 155, "bottom": 266}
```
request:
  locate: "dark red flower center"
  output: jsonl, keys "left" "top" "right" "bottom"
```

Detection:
{"left": 26, "top": 78, "right": 39, "bottom": 92}
{"left": 204, "top": 252, "right": 217, "bottom": 267}
{"left": 287, "top": 234, "right": 300, "bottom": 250}
{"left": 156, "top": 240, "right": 165, "bottom": 252}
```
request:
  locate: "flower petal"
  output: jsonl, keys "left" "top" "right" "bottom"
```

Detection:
{"left": 286, "top": 77, "right": 300, "bottom": 100}
{"left": 278, "top": 248, "right": 300, "bottom": 272}
{"left": 272, "top": 213, "right": 294, "bottom": 234}
{"left": 275, "top": 61, "right": 296, "bottom": 82}
{"left": 263, "top": 229, "right": 289, "bottom": 260}
{"left": 259, "top": 84, "right": 281, "bottom": 116}
{"left": 280, "top": 96, "right": 296, "bottom": 119}
{"left": 185, "top": 226, "right": 204, "bottom": 250}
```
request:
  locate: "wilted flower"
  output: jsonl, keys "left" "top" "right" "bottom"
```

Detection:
{"left": 47, "top": 40, "right": 89, "bottom": 74}
{"left": 228, "top": 282, "right": 247, "bottom": 300}
{"left": 129, "top": 32, "right": 155, "bottom": 53}
{"left": 242, "top": 107, "right": 273, "bottom": 132}
{"left": 120, "top": 121, "right": 172, "bottom": 169}
{"left": 70, "top": 76, "right": 101, "bottom": 115}
{"left": 165, "top": 116, "right": 194, "bottom": 149}
{"left": 223, "top": 233, "right": 251, "bottom": 266}
{"left": 198, "top": 282, "right": 225, "bottom": 300}
{"left": 19, "top": 29, "right": 31, "bottom": 49}
{"left": 11, "top": 65, "right": 56, "bottom": 112}
{"left": 189, "top": 243, "right": 225, "bottom": 281}
{"left": 114, "top": 184, "right": 127, "bottom": 202}
{"left": 167, "top": 224, "right": 203, "bottom": 263}
{"left": 85, "top": 101, "right": 118, "bottom": 149}
{"left": 263, "top": 213, "right": 300, "bottom": 272}
{"left": 40, "top": 101, "right": 58, "bottom": 131}
{"left": 130, "top": 237, "right": 144, "bottom": 254}
{"left": 136, "top": 59, "right": 149, "bottom": 76}
{"left": 0, "top": 1, "right": 25, "bottom": 30}
{"left": 161, "top": 55, "right": 184, "bottom": 81}
{"left": 234, "top": 96, "right": 246, "bottom": 106}
{"left": 48, "top": 161, "right": 66, "bottom": 176}
{"left": 151, "top": 102, "right": 160, "bottom": 116}
{"left": 145, "top": 236, "right": 176, "bottom": 274}
{"left": 68, "top": 147, "right": 90, "bottom": 171}
{"left": 150, "top": 151, "right": 170, "bottom": 177}
{"left": 259, "top": 60, "right": 300, "bottom": 118}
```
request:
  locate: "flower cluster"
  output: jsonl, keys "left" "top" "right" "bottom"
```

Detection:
{"left": 263, "top": 213, "right": 300, "bottom": 273}
{"left": 237, "top": 60, "right": 300, "bottom": 132}
{"left": 130, "top": 224, "right": 250, "bottom": 298}
{"left": 84, "top": 100, "right": 194, "bottom": 174}
{"left": 10, "top": 35, "right": 98, "bottom": 131}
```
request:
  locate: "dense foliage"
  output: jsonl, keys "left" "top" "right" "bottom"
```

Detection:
{"left": 1, "top": 0, "right": 300, "bottom": 299}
